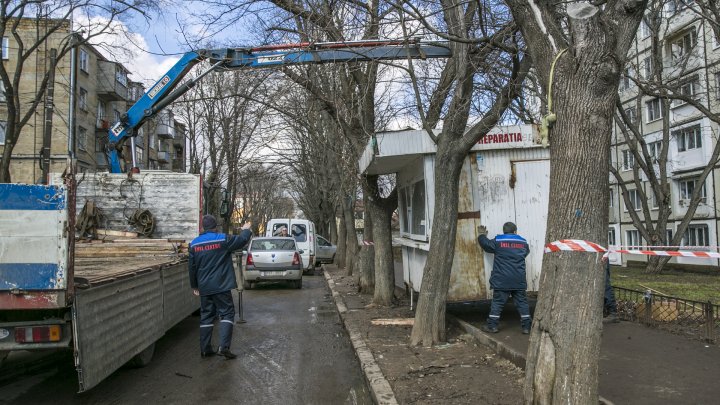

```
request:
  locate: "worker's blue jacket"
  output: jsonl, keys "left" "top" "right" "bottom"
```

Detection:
{"left": 478, "top": 233, "right": 530, "bottom": 290}
{"left": 189, "top": 229, "right": 252, "bottom": 296}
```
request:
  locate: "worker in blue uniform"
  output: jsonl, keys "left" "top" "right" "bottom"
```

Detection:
{"left": 477, "top": 222, "right": 532, "bottom": 334}
{"left": 189, "top": 215, "right": 252, "bottom": 359}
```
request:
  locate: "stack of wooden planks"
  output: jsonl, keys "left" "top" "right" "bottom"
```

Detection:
{"left": 73, "top": 238, "right": 189, "bottom": 287}
{"left": 75, "top": 238, "right": 188, "bottom": 258}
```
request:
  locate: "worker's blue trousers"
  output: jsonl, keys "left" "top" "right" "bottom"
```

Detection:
{"left": 487, "top": 290, "right": 532, "bottom": 329}
{"left": 199, "top": 291, "right": 235, "bottom": 353}
{"left": 604, "top": 264, "right": 618, "bottom": 315}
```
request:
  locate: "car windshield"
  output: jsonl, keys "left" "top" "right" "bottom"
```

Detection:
{"left": 251, "top": 238, "right": 297, "bottom": 251}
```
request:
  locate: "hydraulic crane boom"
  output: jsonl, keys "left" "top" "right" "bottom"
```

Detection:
{"left": 106, "top": 39, "right": 451, "bottom": 173}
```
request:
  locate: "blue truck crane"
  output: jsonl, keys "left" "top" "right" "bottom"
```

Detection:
{"left": 106, "top": 39, "right": 452, "bottom": 172}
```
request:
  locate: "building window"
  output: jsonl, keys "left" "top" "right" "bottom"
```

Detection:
{"left": 79, "top": 88, "right": 88, "bottom": 111}
{"left": 79, "top": 49, "right": 89, "bottom": 73}
{"left": 682, "top": 224, "right": 709, "bottom": 247}
{"left": 114, "top": 110, "right": 121, "bottom": 123}
{"left": 608, "top": 228, "right": 616, "bottom": 246}
{"left": 666, "top": 229, "right": 673, "bottom": 244}
{"left": 136, "top": 147, "right": 144, "bottom": 168}
{"left": 672, "top": 76, "right": 700, "bottom": 107}
{"left": 78, "top": 126, "right": 87, "bottom": 151}
{"left": 621, "top": 67, "right": 635, "bottom": 90}
{"left": 0, "top": 80, "right": 5, "bottom": 103}
{"left": 669, "top": 29, "right": 697, "bottom": 63}
{"left": 646, "top": 98, "right": 662, "bottom": 122}
{"left": 149, "top": 133, "right": 156, "bottom": 150}
{"left": 678, "top": 177, "right": 707, "bottom": 203}
{"left": 622, "top": 149, "right": 635, "bottom": 171}
{"left": 715, "top": 72, "right": 720, "bottom": 100}
{"left": 674, "top": 125, "right": 702, "bottom": 152}
{"left": 643, "top": 56, "right": 653, "bottom": 80}
{"left": 0, "top": 120, "right": 6, "bottom": 145}
{"left": 115, "top": 68, "right": 127, "bottom": 87}
{"left": 625, "top": 189, "right": 642, "bottom": 211}
{"left": 623, "top": 107, "right": 637, "bottom": 127}
{"left": 1, "top": 37, "right": 8, "bottom": 60}
{"left": 626, "top": 229, "right": 642, "bottom": 248}
{"left": 639, "top": 20, "right": 650, "bottom": 38}
{"left": 609, "top": 188, "right": 614, "bottom": 208}
{"left": 399, "top": 180, "right": 426, "bottom": 239}
{"left": 647, "top": 141, "right": 661, "bottom": 160}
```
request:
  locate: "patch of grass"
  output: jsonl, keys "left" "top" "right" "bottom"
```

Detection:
{"left": 610, "top": 265, "right": 720, "bottom": 303}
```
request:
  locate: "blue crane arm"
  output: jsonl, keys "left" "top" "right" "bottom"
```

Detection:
{"left": 106, "top": 40, "right": 451, "bottom": 173}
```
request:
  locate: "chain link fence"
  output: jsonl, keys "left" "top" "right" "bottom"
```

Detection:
{"left": 614, "top": 287, "right": 719, "bottom": 343}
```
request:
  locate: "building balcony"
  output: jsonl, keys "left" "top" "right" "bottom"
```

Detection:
{"left": 156, "top": 122, "right": 175, "bottom": 139}
{"left": 157, "top": 151, "right": 170, "bottom": 163}
{"left": 97, "top": 61, "right": 128, "bottom": 101}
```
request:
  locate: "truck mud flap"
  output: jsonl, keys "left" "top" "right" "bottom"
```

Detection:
{"left": 72, "top": 263, "right": 198, "bottom": 392}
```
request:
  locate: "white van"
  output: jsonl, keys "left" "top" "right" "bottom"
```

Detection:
{"left": 265, "top": 219, "right": 317, "bottom": 274}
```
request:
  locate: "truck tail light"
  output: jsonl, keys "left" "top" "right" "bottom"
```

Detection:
{"left": 292, "top": 252, "right": 301, "bottom": 265}
{"left": 15, "top": 325, "right": 62, "bottom": 343}
{"left": 246, "top": 254, "right": 254, "bottom": 266}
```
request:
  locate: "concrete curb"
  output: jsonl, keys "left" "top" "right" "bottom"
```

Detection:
{"left": 454, "top": 317, "right": 614, "bottom": 405}
{"left": 322, "top": 267, "right": 399, "bottom": 405}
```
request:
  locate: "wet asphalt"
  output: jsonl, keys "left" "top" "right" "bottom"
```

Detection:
{"left": 0, "top": 274, "right": 372, "bottom": 404}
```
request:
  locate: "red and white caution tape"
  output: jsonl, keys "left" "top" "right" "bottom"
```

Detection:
{"left": 545, "top": 240, "right": 720, "bottom": 259}
{"left": 361, "top": 240, "right": 375, "bottom": 246}
{"left": 544, "top": 239, "right": 607, "bottom": 253}
{"left": 609, "top": 248, "right": 720, "bottom": 259}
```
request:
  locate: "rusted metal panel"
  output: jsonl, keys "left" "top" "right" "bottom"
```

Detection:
{"left": 0, "top": 291, "right": 65, "bottom": 309}
{"left": 73, "top": 270, "right": 164, "bottom": 392}
{"left": 448, "top": 157, "right": 487, "bottom": 301}
{"left": 161, "top": 263, "right": 199, "bottom": 331}
{"left": 51, "top": 172, "right": 201, "bottom": 239}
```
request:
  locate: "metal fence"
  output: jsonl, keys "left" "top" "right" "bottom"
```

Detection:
{"left": 614, "top": 287, "right": 719, "bottom": 343}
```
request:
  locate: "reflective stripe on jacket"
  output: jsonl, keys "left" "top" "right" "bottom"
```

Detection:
{"left": 189, "top": 229, "right": 252, "bottom": 296}
{"left": 478, "top": 233, "right": 530, "bottom": 290}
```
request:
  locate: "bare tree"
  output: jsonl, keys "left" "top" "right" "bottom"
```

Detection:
{"left": 502, "top": 1, "right": 647, "bottom": 402}
{"left": 0, "top": 0, "right": 159, "bottom": 182}
{"left": 613, "top": 0, "right": 720, "bottom": 273}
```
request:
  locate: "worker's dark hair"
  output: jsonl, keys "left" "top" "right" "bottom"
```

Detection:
{"left": 503, "top": 222, "right": 517, "bottom": 234}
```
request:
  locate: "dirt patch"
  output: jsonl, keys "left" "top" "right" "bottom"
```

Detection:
{"left": 327, "top": 267, "right": 524, "bottom": 404}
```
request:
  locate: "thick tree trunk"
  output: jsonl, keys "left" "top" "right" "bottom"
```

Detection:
{"left": 370, "top": 194, "right": 395, "bottom": 306}
{"left": 410, "top": 151, "right": 464, "bottom": 345}
{"left": 523, "top": 63, "right": 617, "bottom": 405}
{"left": 343, "top": 204, "right": 358, "bottom": 274}
{"left": 644, "top": 256, "right": 671, "bottom": 274}
{"left": 335, "top": 213, "right": 347, "bottom": 268}
{"left": 358, "top": 193, "right": 375, "bottom": 292}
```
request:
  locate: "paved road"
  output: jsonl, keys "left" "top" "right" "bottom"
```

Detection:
{"left": 1, "top": 274, "right": 371, "bottom": 404}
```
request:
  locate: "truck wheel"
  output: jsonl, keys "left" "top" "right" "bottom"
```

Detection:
{"left": 129, "top": 343, "right": 155, "bottom": 368}
{"left": 243, "top": 280, "right": 252, "bottom": 290}
{"left": 295, "top": 279, "right": 302, "bottom": 289}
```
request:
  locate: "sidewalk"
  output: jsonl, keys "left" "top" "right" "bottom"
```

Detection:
{"left": 324, "top": 264, "right": 720, "bottom": 404}
{"left": 449, "top": 301, "right": 720, "bottom": 405}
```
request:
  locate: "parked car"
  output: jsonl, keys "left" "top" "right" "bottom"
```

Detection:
{"left": 265, "top": 219, "right": 318, "bottom": 274}
{"left": 243, "top": 237, "right": 303, "bottom": 289}
{"left": 315, "top": 235, "right": 337, "bottom": 265}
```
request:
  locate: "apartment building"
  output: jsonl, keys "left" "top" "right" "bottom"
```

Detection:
{"left": 610, "top": 1, "right": 720, "bottom": 267}
{"left": 0, "top": 17, "right": 186, "bottom": 183}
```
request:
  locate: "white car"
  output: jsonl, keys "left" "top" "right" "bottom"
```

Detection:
{"left": 243, "top": 237, "right": 303, "bottom": 289}
{"left": 315, "top": 235, "right": 337, "bottom": 265}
